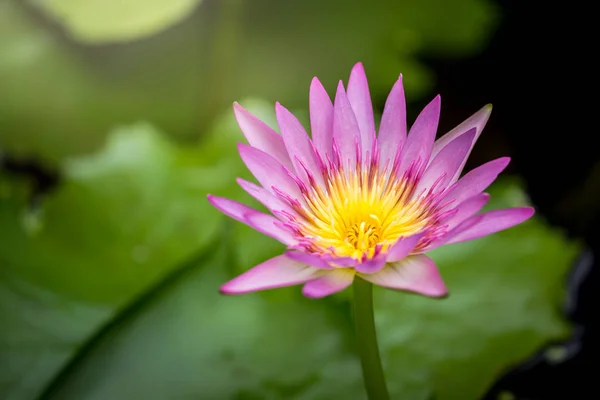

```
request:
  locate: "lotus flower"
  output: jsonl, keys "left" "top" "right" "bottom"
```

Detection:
{"left": 207, "top": 63, "right": 534, "bottom": 299}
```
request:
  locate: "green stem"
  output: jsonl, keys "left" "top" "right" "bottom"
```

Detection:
{"left": 353, "top": 277, "right": 390, "bottom": 400}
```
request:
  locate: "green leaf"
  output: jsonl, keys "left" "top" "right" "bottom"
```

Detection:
{"left": 0, "top": 119, "right": 242, "bottom": 399}
{"left": 0, "top": 122, "right": 223, "bottom": 304}
{"left": 23, "top": 180, "right": 577, "bottom": 400}
{"left": 29, "top": 0, "right": 203, "bottom": 43}
{"left": 376, "top": 180, "right": 576, "bottom": 399}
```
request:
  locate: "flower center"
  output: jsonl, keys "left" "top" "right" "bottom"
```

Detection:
{"left": 292, "top": 163, "right": 436, "bottom": 260}
{"left": 346, "top": 221, "right": 381, "bottom": 253}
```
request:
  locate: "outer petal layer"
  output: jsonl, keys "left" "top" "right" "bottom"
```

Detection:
{"left": 333, "top": 81, "right": 361, "bottom": 166}
{"left": 302, "top": 269, "right": 355, "bottom": 298}
{"left": 276, "top": 102, "right": 324, "bottom": 187}
{"left": 220, "top": 255, "right": 323, "bottom": 294}
{"left": 233, "top": 103, "right": 293, "bottom": 171}
{"left": 378, "top": 76, "right": 407, "bottom": 168}
{"left": 443, "top": 157, "right": 510, "bottom": 207}
{"left": 360, "top": 255, "right": 447, "bottom": 297}
{"left": 415, "top": 128, "right": 476, "bottom": 194}
{"left": 399, "top": 95, "right": 441, "bottom": 175}
{"left": 207, "top": 195, "right": 294, "bottom": 245}
{"left": 309, "top": 78, "right": 334, "bottom": 159}
{"left": 444, "top": 207, "right": 535, "bottom": 244}
{"left": 431, "top": 104, "right": 493, "bottom": 182}
{"left": 238, "top": 144, "right": 304, "bottom": 202}
{"left": 347, "top": 62, "right": 376, "bottom": 159}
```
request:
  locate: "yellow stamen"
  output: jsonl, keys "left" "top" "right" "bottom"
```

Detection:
{"left": 296, "top": 166, "right": 433, "bottom": 260}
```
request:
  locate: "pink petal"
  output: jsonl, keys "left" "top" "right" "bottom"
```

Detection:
{"left": 399, "top": 95, "right": 441, "bottom": 176}
{"left": 285, "top": 251, "right": 333, "bottom": 269}
{"left": 386, "top": 233, "right": 424, "bottom": 262}
{"left": 431, "top": 104, "right": 493, "bottom": 182}
{"left": 220, "top": 255, "right": 323, "bottom": 295}
{"left": 354, "top": 254, "right": 387, "bottom": 274}
{"left": 333, "top": 81, "right": 361, "bottom": 167}
{"left": 378, "top": 76, "right": 407, "bottom": 169}
{"left": 238, "top": 144, "right": 304, "bottom": 202}
{"left": 444, "top": 207, "right": 535, "bottom": 244}
{"left": 415, "top": 128, "right": 476, "bottom": 195}
{"left": 207, "top": 195, "right": 295, "bottom": 245}
{"left": 302, "top": 269, "right": 355, "bottom": 298}
{"left": 443, "top": 157, "right": 510, "bottom": 208}
{"left": 309, "top": 78, "right": 334, "bottom": 160}
{"left": 233, "top": 103, "right": 293, "bottom": 171}
{"left": 444, "top": 193, "right": 490, "bottom": 231}
{"left": 421, "top": 193, "right": 491, "bottom": 252}
{"left": 347, "top": 62, "right": 376, "bottom": 161}
{"left": 320, "top": 254, "right": 357, "bottom": 268}
{"left": 275, "top": 103, "right": 325, "bottom": 187}
{"left": 236, "top": 178, "right": 297, "bottom": 217}
{"left": 360, "top": 255, "right": 447, "bottom": 297}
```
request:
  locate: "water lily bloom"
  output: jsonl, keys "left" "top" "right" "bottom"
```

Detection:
{"left": 208, "top": 63, "right": 534, "bottom": 299}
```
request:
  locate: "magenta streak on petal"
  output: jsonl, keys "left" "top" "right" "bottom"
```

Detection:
{"left": 302, "top": 269, "right": 355, "bottom": 298}
{"left": 378, "top": 75, "right": 407, "bottom": 170}
{"left": 443, "top": 207, "right": 535, "bottom": 245}
{"left": 275, "top": 102, "right": 325, "bottom": 188}
{"left": 415, "top": 128, "right": 476, "bottom": 195}
{"left": 398, "top": 95, "right": 441, "bottom": 177}
{"left": 443, "top": 157, "right": 511, "bottom": 208}
{"left": 360, "top": 255, "right": 447, "bottom": 297}
{"left": 220, "top": 255, "right": 324, "bottom": 295}
{"left": 233, "top": 103, "right": 294, "bottom": 171}
{"left": 431, "top": 104, "right": 492, "bottom": 182}
{"left": 386, "top": 233, "right": 424, "bottom": 263}
{"left": 284, "top": 251, "right": 333, "bottom": 269}
{"left": 238, "top": 143, "right": 305, "bottom": 204}
{"left": 333, "top": 81, "right": 361, "bottom": 168}
{"left": 420, "top": 193, "right": 491, "bottom": 252}
{"left": 347, "top": 62, "right": 376, "bottom": 162}
{"left": 207, "top": 195, "right": 294, "bottom": 245}
{"left": 309, "top": 77, "right": 334, "bottom": 161}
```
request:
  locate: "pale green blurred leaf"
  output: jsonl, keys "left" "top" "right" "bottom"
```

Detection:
{"left": 0, "top": 0, "right": 497, "bottom": 162}
{"left": 23, "top": 180, "right": 577, "bottom": 400}
{"left": 29, "top": 0, "right": 202, "bottom": 43}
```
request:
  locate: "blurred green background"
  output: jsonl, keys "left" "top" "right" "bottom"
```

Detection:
{"left": 0, "top": 1, "right": 578, "bottom": 399}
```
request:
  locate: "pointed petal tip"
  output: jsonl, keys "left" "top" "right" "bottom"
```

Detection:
{"left": 350, "top": 62, "right": 366, "bottom": 75}
{"left": 521, "top": 206, "right": 536, "bottom": 219}
{"left": 498, "top": 156, "right": 511, "bottom": 167}
{"left": 206, "top": 193, "right": 220, "bottom": 207}
{"left": 232, "top": 101, "right": 247, "bottom": 116}
{"left": 310, "top": 76, "right": 324, "bottom": 89}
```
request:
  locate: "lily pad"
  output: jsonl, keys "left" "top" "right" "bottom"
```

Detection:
{"left": 31, "top": 181, "right": 577, "bottom": 400}
{"left": 29, "top": 0, "right": 203, "bottom": 43}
